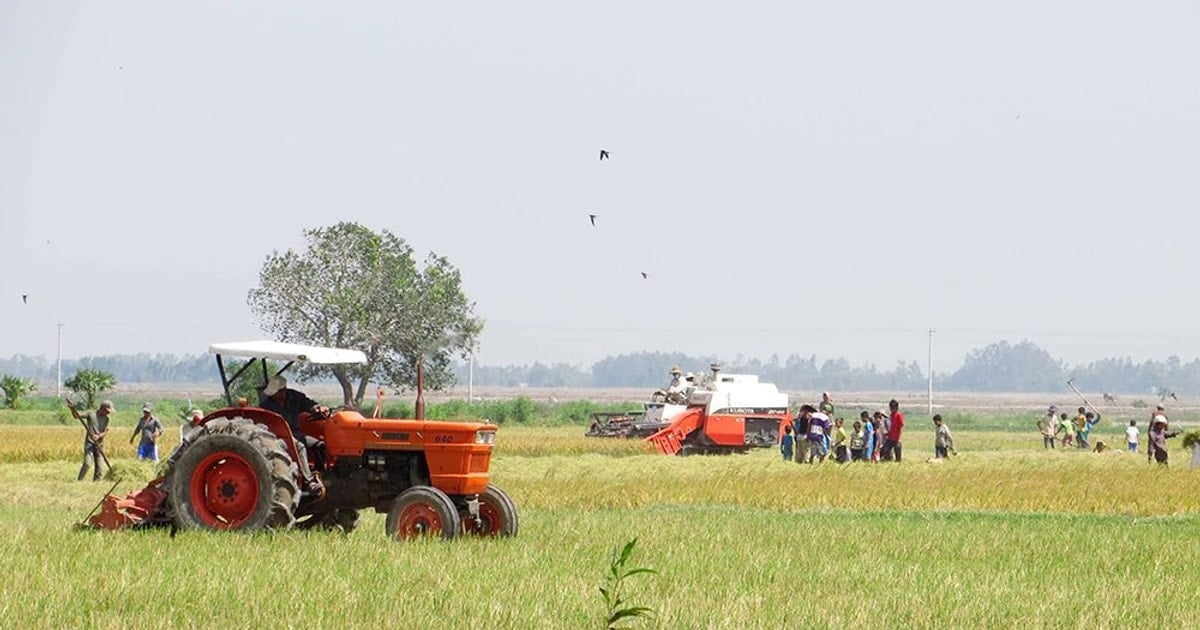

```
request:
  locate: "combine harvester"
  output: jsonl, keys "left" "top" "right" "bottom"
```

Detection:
{"left": 645, "top": 365, "right": 791, "bottom": 456}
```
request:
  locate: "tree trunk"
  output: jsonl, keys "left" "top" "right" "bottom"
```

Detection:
{"left": 333, "top": 370, "right": 355, "bottom": 407}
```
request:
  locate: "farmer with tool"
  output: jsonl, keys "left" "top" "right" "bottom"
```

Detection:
{"left": 260, "top": 374, "right": 328, "bottom": 494}
{"left": 129, "top": 403, "right": 164, "bottom": 461}
{"left": 66, "top": 398, "right": 113, "bottom": 481}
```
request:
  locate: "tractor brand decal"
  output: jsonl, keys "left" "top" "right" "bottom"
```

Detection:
{"left": 380, "top": 432, "right": 410, "bottom": 441}
{"left": 714, "top": 407, "right": 787, "bottom": 415}
{"left": 434, "top": 434, "right": 454, "bottom": 443}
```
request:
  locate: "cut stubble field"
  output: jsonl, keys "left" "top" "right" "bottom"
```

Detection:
{"left": 1, "top": 418, "right": 1199, "bottom": 628}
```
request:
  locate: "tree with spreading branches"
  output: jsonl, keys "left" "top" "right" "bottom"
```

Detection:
{"left": 248, "top": 222, "right": 482, "bottom": 407}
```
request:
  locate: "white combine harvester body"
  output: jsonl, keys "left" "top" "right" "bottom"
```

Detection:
{"left": 697, "top": 373, "right": 789, "bottom": 416}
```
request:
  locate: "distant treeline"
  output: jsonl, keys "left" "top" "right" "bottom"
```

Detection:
{"left": 3, "top": 340, "right": 1198, "bottom": 395}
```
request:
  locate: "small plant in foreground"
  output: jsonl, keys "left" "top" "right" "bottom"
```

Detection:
{"left": 1181, "top": 430, "right": 1200, "bottom": 450}
{"left": 600, "top": 538, "right": 657, "bottom": 629}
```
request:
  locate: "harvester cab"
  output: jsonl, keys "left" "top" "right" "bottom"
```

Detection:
{"left": 83, "top": 340, "right": 517, "bottom": 540}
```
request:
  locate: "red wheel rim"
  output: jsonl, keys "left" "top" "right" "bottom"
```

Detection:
{"left": 466, "top": 500, "right": 503, "bottom": 535}
{"left": 188, "top": 451, "right": 261, "bottom": 529}
{"left": 395, "top": 502, "right": 443, "bottom": 539}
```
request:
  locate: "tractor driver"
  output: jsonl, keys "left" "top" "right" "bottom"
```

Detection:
{"left": 261, "top": 374, "right": 328, "bottom": 494}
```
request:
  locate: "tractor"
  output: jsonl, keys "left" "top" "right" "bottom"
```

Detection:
{"left": 84, "top": 340, "right": 517, "bottom": 540}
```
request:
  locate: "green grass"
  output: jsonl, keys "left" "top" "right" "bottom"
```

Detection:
{"left": 1, "top": 414, "right": 1199, "bottom": 627}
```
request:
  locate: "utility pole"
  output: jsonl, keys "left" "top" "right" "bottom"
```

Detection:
{"left": 56, "top": 323, "right": 64, "bottom": 398}
{"left": 927, "top": 328, "right": 935, "bottom": 415}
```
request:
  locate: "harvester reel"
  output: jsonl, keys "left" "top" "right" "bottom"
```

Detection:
{"left": 163, "top": 417, "right": 300, "bottom": 532}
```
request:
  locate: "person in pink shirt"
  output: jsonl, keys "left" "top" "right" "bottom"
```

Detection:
{"left": 881, "top": 398, "right": 905, "bottom": 462}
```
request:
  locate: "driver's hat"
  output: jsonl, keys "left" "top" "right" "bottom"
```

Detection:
{"left": 671, "top": 366, "right": 682, "bottom": 374}
{"left": 264, "top": 375, "right": 287, "bottom": 396}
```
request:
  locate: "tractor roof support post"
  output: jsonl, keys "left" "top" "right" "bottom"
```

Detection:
{"left": 415, "top": 355, "right": 426, "bottom": 420}
{"left": 216, "top": 355, "right": 232, "bottom": 406}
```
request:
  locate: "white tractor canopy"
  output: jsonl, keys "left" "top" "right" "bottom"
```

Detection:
{"left": 209, "top": 340, "right": 367, "bottom": 364}
{"left": 208, "top": 340, "right": 367, "bottom": 405}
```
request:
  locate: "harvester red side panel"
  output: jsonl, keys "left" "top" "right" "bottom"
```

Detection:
{"left": 703, "top": 414, "right": 748, "bottom": 446}
{"left": 645, "top": 407, "right": 704, "bottom": 455}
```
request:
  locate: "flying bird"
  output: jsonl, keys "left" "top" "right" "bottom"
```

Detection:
{"left": 599, "top": 149, "right": 610, "bottom": 161}
{"left": 21, "top": 294, "right": 28, "bottom": 304}
{"left": 118, "top": 66, "right": 124, "bottom": 71}
{"left": 1170, "top": 391, "right": 1178, "bottom": 401}
{"left": 588, "top": 214, "right": 597, "bottom": 227}
{"left": 640, "top": 272, "right": 648, "bottom": 279}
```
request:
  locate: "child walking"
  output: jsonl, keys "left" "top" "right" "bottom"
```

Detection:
{"left": 780, "top": 424, "right": 795, "bottom": 462}
{"left": 1125, "top": 420, "right": 1139, "bottom": 454}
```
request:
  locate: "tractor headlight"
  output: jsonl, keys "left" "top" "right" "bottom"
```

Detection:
{"left": 474, "top": 430, "right": 496, "bottom": 445}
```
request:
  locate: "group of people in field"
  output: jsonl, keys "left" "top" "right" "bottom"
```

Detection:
{"left": 779, "top": 393, "right": 955, "bottom": 464}
{"left": 67, "top": 397, "right": 204, "bottom": 481}
{"left": 1038, "top": 402, "right": 1182, "bottom": 465}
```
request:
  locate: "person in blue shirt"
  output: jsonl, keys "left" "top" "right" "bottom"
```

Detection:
{"left": 780, "top": 424, "right": 795, "bottom": 461}
{"left": 860, "top": 410, "right": 875, "bottom": 462}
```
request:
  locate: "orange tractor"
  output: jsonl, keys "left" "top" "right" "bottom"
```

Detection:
{"left": 84, "top": 341, "right": 517, "bottom": 540}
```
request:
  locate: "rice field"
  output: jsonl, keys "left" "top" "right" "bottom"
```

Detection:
{"left": 1, "top": 416, "right": 1198, "bottom": 628}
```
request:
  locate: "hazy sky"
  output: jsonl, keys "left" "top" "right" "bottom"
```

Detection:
{"left": 2, "top": 1, "right": 1198, "bottom": 373}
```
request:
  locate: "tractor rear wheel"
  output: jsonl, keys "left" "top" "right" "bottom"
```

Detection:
{"left": 386, "top": 486, "right": 460, "bottom": 540}
{"left": 164, "top": 417, "right": 299, "bottom": 532}
{"left": 463, "top": 484, "right": 519, "bottom": 537}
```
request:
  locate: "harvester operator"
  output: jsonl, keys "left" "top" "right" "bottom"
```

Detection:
{"left": 261, "top": 374, "right": 328, "bottom": 494}
{"left": 665, "top": 367, "right": 687, "bottom": 404}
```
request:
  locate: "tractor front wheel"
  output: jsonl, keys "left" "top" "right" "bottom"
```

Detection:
{"left": 463, "top": 484, "right": 519, "bottom": 537}
{"left": 164, "top": 417, "right": 299, "bottom": 532}
{"left": 386, "top": 486, "right": 460, "bottom": 540}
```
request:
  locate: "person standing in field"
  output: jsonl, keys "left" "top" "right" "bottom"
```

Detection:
{"left": 1073, "top": 407, "right": 1088, "bottom": 449}
{"left": 819, "top": 393, "right": 835, "bottom": 454}
{"left": 792, "top": 405, "right": 813, "bottom": 463}
{"left": 881, "top": 399, "right": 905, "bottom": 462}
{"left": 859, "top": 410, "right": 875, "bottom": 461}
{"left": 1149, "top": 405, "right": 1167, "bottom": 463}
{"left": 807, "top": 409, "right": 830, "bottom": 463}
{"left": 1080, "top": 411, "right": 1100, "bottom": 450}
{"left": 129, "top": 403, "right": 164, "bottom": 462}
{"left": 1126, "top": 420, "right": 1140, "bottom": 454}
{"left": 1058, "top": 412, "right": 1073, "bottom": 448}
{"left": 832, "top": 417, "right": 849, "bottom": 463}
{"left": 933, "top": 414, "right": 955, "bottom": 459}
{"left": 849, "top": 420, "right": 866, "bottom": 461}
{"left": 1148, "top": 416, "right": 1179, "bottom": 465}
{"left": 820, "top": 391, "right": 835, "bottom": 417}
{"left": 1037, "top": 405, "right": 1059, "bottom": 449}
{"left": 780, "top": 424, "right": 795, "bottom": 462}
{"left": 66, "top": 399, "right": 113, "bottom": 481}
{"left": 873, "top": 411, "right": 887, "bottom": 461}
